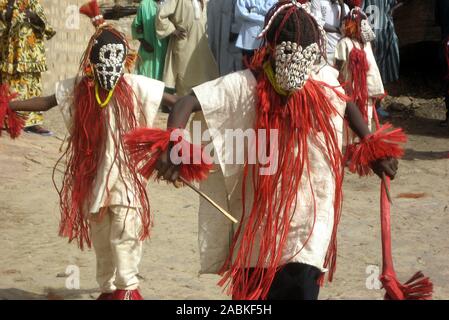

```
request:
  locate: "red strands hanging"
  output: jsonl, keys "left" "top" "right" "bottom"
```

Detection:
{"left": 56, "top": 76, "right": 151, "bottom": 249}
{"left": 217, "top": 0, "right": 350, "bottom": 300}
{"left": 0, "top": 84, "right": 24, "bottom": 139}
{"left": 344, "top": 123, "right": 407, "bottom": 177}
{"left": 218, "top": 74, "right": 349, "bottom": 300}
{"left": 368, "top": 112, "right": 433, "bottom": 300}
{"left": 380, "top": 177, "right": 433, "bottom": 300}
{"left": 55, "top": 1, "right": 144, "bottom": 249}
{"left": 124, "top": 127, "right": 213, "bottom": 183}
{"left": 125, "top": 128, "right": 173, "bottom": 180}
{"left": 56, "top": 76, "right": 105, "bottom": 249}
{"left": 348, "top": 47, "right": 370, "bottom": 120}
{"left": 345, "top": 0, "right": 362, "bottom": 8}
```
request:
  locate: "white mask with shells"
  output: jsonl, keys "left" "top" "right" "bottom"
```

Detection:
{"left": 274, "top": 41, "right": 320, "bottom": 92}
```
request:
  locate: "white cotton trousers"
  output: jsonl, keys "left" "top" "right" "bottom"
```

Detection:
{"left": 90, "top": 206, "right": 143, "bottom": 293}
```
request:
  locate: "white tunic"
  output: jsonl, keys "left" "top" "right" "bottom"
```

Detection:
{"left": 55, "top": 74, "right": 165, "bottom": 214}
{"left": 192, "top": 65, "right": 347, "bottom": 274}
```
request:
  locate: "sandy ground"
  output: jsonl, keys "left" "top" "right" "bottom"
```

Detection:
{"left": 1, "top": 97, "right": 448, "bottom": 300}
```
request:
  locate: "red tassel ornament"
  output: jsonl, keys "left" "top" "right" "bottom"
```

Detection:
{"left": 124, "top": 127, "right": 213, "bottom": 183}
{"left": 367, "top": 113, "right": 433, "bottom": 300}
{"left": 345, "top": 123, "right": 407, "bottom": 176}
{"left": 345, "top": 0, "right": 362, "bottom": 8}
{"left": 0, "top": 84, "right": 24, "bottom": 139}
{"left": 380, "top": 177, "right": 433, "bottom": 300}
{"left": 79, "top": 0, "right": 105, "bottom": 28}
{"left": 348, "top": 47, "right": 370, "bottom": 121}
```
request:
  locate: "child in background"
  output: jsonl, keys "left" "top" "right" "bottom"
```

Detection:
{"left": 335, "top": 3, "right": 385, "bottom": 131}
{"left": 132, "top": 0, "right": 168, "bottom": 80}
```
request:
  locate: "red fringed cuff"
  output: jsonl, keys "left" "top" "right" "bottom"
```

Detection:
{"left": 124, "top": 127, "right": 213, "bottom": 183}
{"left": 0, "top": 84, "right": 24, "bottom": 139}
{"left": 345, "top": 123, "right": 407, "bottom": 176}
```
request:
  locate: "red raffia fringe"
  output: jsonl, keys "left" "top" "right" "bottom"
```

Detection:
{"left": 56, "top": 76, "right": 151, "bottom": 250}
{"left": 368, "top": 111, "right": 433, "bottom": 300}
{"left": 124, "top": 127, "right": 213, "bottom": 183}
{"left": 218, "top": 70, "right": 349, "bottom": 300}
{"left": 348, "top": 46, "right": 370, "bottom": 121}
{"left": 380, "top": 176, "right": 433, "bottom": 300}
{"left": 0, "top": 84, "right": 24, "bottom": 139}
{"left": 344, "top": 123, "right": 407, "bottom": 177}
{"left": 345, "top": 0, "right": 362, "bottom": 8}
{"left": 55, "top": 4, "right": 147, "bottom": 250}
{"left": 79, "top": 0, "right": 105, "bottom": 27}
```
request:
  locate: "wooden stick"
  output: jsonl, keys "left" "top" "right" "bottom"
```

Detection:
{"left": 381, "top": 173, "right": 393, "bottom": 205}
{"left": 179, "top": 177, "right": 238, "bottom": 224}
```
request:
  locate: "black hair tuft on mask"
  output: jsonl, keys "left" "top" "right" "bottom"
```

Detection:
{"left": 89, "top": 29, "right": 126, "bottom": 64}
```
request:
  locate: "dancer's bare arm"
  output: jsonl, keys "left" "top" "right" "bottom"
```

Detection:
{"left": 345, "top": 101, "right": 399, "bottom": 179}
{"left": 9, "top": 95, "right": 58, "bottom": 112}
{"left": 161, "top": 92, "right": 179, "bottom": 110}
{"left": 156, "top": 94, "right": 202, "bottom": 182}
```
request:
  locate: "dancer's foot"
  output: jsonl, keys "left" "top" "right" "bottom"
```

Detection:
{"left": 96, "top": 292, "right": 114, "bottom": 300}
{"left": 24, "top": 125, "right": 54, "bottom": 136}
{"left": 111, "top": 289, "right": 144, "bottom": 300}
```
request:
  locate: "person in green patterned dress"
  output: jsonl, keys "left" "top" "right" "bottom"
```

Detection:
{"left": 0, "top": 0, "right": 55, "bottom": 135}
{"left": 132, "top": 0, "right": 168, "bottom": 81}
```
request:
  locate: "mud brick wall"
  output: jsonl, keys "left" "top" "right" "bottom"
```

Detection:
{"left": 40, "top": 0, "right": 138, "bottom": 95}
{"left": 394, "top": 0, "right": 440, "bottom": 47}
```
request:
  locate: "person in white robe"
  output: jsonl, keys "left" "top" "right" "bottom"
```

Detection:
{"left": 156, "top": 0, "right": 219, "bottom": 95}
{"left": 155, "top": 1, "right": 398, "bottom": 300}
{"left": 207, "top": 0, "right": 243, "bottom": 76}
{"left": 9, "top": 20, "right": 176, "bottom": 300}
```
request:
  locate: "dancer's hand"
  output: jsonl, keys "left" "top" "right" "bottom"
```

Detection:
{"left": 372, "top": 158, "right": 399, "bottom": 180}
{"left": 155, "top": 148, "right": 181, "bottom": 184}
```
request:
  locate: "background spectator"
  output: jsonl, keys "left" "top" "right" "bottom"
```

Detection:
{"left": 156, "top": 0, "right": 218, "bottom": 95}
{"left": 0, "top": 0, "right": 55, "bottom": 135}
{"left": 234, "top": 0, "right": 278, "bottom": 62}
{"left": 207, "top": 0, "right": 242, "bottom": 76}
{"left": 311, "top": 0, "right": 349, "bottom": 66}
{"left": 132, "top": 0, "right": 168, "bottom": 80}
{"left": 363, "top": 0, "right": 402, "bottom": 84}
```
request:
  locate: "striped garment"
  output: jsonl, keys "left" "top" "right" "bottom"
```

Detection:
{"left": 363, "top": 0, "right": 400, "bottom": 84}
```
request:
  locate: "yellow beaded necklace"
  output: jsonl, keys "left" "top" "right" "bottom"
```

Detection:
{"left": 263, "top": 61, "right": 292, "bottom": 97}
{"left": 95, "top": 82, "right": 115, "bottom": 108}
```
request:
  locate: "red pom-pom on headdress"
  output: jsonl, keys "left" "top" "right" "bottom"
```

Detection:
{"left": 79, "top": 0, "right": 105, "bottom": 28}
{"left": 346, "top": 0, "right": 362, "bottom": 8}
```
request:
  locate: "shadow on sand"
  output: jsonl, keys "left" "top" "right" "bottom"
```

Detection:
{"left": 0, "top": 287, "right": 99, "bottom": 300}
